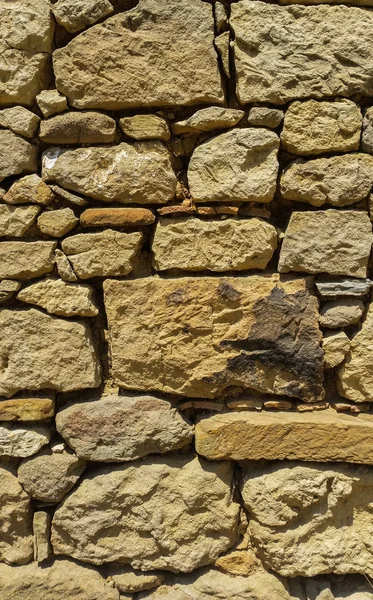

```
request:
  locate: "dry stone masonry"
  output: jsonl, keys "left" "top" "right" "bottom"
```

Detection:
{"left": 3, "top": 0, "right": 373, "bottom": 598}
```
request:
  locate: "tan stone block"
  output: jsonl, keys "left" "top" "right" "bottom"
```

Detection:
{"left": 0, "top": 204, "right": 40, "bottom": 237}
{"left": 248, "top": 107, "right": 284, "bottom": 129}
{"left": 0, "top": 241, "right": 56, "bottom": 280}
{"left": 172, "top": 107, "right": 244, "bottom": 134}
{"left": 322, "top": 330, "right": 351, "bottom": 369}
{"left": 52, "top": 0, "right": 114, "bottom": 33}
{"left": 319, "top": 299, "right": 365, "bottom": 328}
{"left": 0, "top": 424, "right": 51, "bottom": 458}
{"left": 37, "top": 207, "right": 78, "bottom": 237}
{"left": 4, "top": 175, "right": 54, "bottom": 206}
{"left": 105, "top": 566, "right": 164, "bottom": 594}
{"left": 119, "top": 115, "right": 170, "bottom": 141}
{"left": 36, "top": 89, "right": 67, "bottom": 118}
{"left": 17, "top": 278, "right": 99, "bottom": 317}
{"left": 80, "top": 208, "right": 155, "bottom": 228}
{"left": 0, "top": 106, "right": 40, "bottom": 139}
{"left": 39, "top": 111, "right": 116, "bottom": 144}
{"left": 0, "top": 130, "right": 38, "bottom": 182}
{"left": 0, "top": 394, "right": 55, "bottom": 421}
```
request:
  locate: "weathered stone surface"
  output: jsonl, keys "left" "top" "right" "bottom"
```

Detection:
{"left": 37, "top": 208, "right": 78, "bottom": 237}
{"left": 43, "top": 143, "right": 176, "bottom": 204}
{"left": 0, "top": 463, "right": 33, "bottom": 565}
{"left": 0, "top": 424, "right": 51, "bottom": 458}
{"left": 362, "top": 106, "right": 373, "bottom": 153}
{"left": 56, "top": 395, "right": 194, "bottom": 462}
{"left": 0, "top": 308, "right": 101, "bottom": 397}
{"left": 214, "top": 3, "right": 228, "bottom": 33}
{"left": 172, "top": 107, "right": 244, "bottom": 134}
{"left": 248, "top": 107, "right": 284, "bottom": 129}
{"left": 0, "top": 241, "right": 56, "bottom": 280}
{"left": 50, "top": 185, "right": 89, "bottom": 207}
{"left": 0, "top": 560, "right": 120, "bottom": 600}
{"left": 52, "top": 0, "right": 114, "bottom": 33}
{"left": 231, "top": 2, "right": 373, "bottom": 104}
{"left": 0, "top": 393, "right": 55, "bottom": 421}
{"left": 322, "top": 330, "right": 351, "bottom": 369}
{"left": 0, "top": 131, "right": 38, "bottom": 182}
{"left": 214, "top": 32, "right": 230, "bottom": 79}
{"left": 103, "top": 275, "right": 324, "bottom": 402}
{"left": 55, "top": 249, "right": 78, "bottom": 282}
{"left": 280, "top": 154, "right": 373, "bottom": 207}
{"left": 51, "top": 456, "right": 239, "bottom": 571}
{"left": 319, "top": 299, "right": 365, "bottom": 328}
{"left": 40, "top": 112, "right": 116, "bottom": 144}
{"left": 62, "top": 230, "right": 142, "bottom": 278}
{"left": 0, "top": 205, "right": 40, "bottom": 237}
{"left": 119, "top": 115, "right": 170, "bottom": 141}
{"left": 152, "top": 218, "right": 278, "bottom": 271}
{"left": 315, "top": 278, "right": 372, "bottom": 299}
{"left": 188, "top": 129, "right": 279, "bottom": 203}
{"left": 106, "top": 566, "right": 164, "bottom": 594}
{"left": 196, "top": 410, "right": 373, "bottom": 463}
{"left": 36, "top": 89, "right": 67, "bottom": 118}
{"left": 17, "top": 278, "right": 98, "bottom": 317}
{"left": 0, "top": 280, "right": 21, "bottom": 303}
{"left": 18, "top": 451, "right": 86, "bottom": 503}
{"left": 281, "top": 100, "right": 362, "bottom": 155}
{"left": 3, "top": 175, "right": 54, "bottom": 206}
{"left": 0, "top": 106, "right": 40, "bottom": 139}
{"left": 240, "top": 461, "right": 373, "bottom": 578}
{"left": 80, "top": 208, "right": 155, "bottom": 229}
{"left": 278, "top": 211, "right": 373, "bottom": 278}
{"left": 288, "top": 576, "right": 373, "bottom": 600}
{"left": 53, "top": 0, "right": 223, "bottom": 110}
{"left": 33, "top": 511, "right": 51, "bottom": 563}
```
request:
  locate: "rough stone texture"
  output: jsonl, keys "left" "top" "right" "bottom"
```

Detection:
{"left": 322, "top": 330, "right": 351, "bottom": 369}
{"left": 52, "top": 0, "right": 114, "bottom": 33}
{"left": 248, "top": 107, "right": 284, "bottom": 129}
{"left": 42, "top": 143, "right": 177, "bottom": 204}
{"left": 172, "top": 107, "right": 244, "bottom": 134}
{"left": 80, "top": 208, "right": 155, "bottom": 228}
{"left": 0, "top": 130, "right": 38, "bottom": 182}
{"left": 53, "top": 0, "right": 223, "bottom": 110}
{"left": 0, "top": 205, "right": 40, "bottom": 237}
{"left": 33, "top": 511, "right": 51, "bottom": 563}
{"left": 61, "top": 230, "right": 142, "bottom": 278}
{"left": 36, "top": 89, "right": 67, "bottom": 118}
{"left": 188, "top": 129, "right": 279, "bottom": 203}
{"left": 214, "top": 32, "right": 230, "bottom": 79}
{"left": 315, "top": 278, "right": 372, "bottom": 299}
{"left": 240, "top": 461, "right": 373, "bottom": 578}
{"left": 3, "top": 175, "right": 54, "bottom": 206}
{"left": 278, "top": 211, "right": 373, "bottom": 278}
{"left": 280, "top": 154, "right": 373, "bottom": 207}
{"left": 51, "top": 456, "right": 239, "bottom": 571}
{"left": 319, "top": 299, "right": 365, "bottom": 328}
{"left": 0, "top": 560, "right": 120, "bottom": 600}
{"left": 0, "top": 424, "right": 51, "bottom": 458}
{"left": 17, "top": 278, "right": 99, "bottom": 317}
{"left": 281, "top": 100, "right": 362, "bottom": 155}
{"left": 0, "top": 241, "right": 56, "bottom": 280}
{"left": 119, "top": 115, "right": 170, "bottom": 141}
{"left": 0, "top": 106, "right": 40, "bottom": 139}
{"left": 152, "top": 218, "right": 278, "bottom": 271}
{"left": 231, "top": 1, "right": 373, "bottom": 104}
{"left": 106, "top": 566, "right": 164, "bottom": 593}
{"left": 40, "top": 112, "right": 116, "bottom": 144}
{"left": 0, "top": 394, "right": 55, "bottom": 421}
{"left": 18, "top": 451, "right": 86, "bottom": 503}
{"left": 55, "top": 249, "right": 78, "bottom": 282}
{"left": 37, "top": 208, "right": 78, "bottom": 237}
{"left": 0, "top": 308, "right": 101, "bottom": 397}
{"left": 0, "top": 280, "right": 21, "bottom": 303}
{"left": 50, "top": 185, "right": 89, "bottom": 207}
{"left": 362, "top": 106, "right": 373, "bottom": 153}
{"left": 56, "top": 394, "right": 194, "bottom": 462}
{"left": 103, "top": 275, "right": 324, "bottom": 402}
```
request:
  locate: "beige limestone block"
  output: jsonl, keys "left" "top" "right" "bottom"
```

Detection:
{"left": 53, "top": 0, "right": 223, "bottom": 110}
{"left": 80, "top": 208, "right": 155, "bottom": 228}
{"left": 0, "top": 464, "right": 33, "bottom": 565}
{"left": 214, "top": 32, "right": 231, "bottom": 79}
{"left": 0, "top": 241, "right": 56, "bottom": 280}
{"left": 188, "top": 128, "right": 279, "bottom": 203}
{"left": 40, "top": 111, "right": 116, "bottom": 144}
{"left": 0, "top": 424, "right": 51, "bottom": 458}
{"left": 119, "top": 115, "right": 170, "bottom": 141}
{"left": 281, "top": 100, "right": 362, "bottom": 155}
{"left": 17, "top": 278, "right": 98, "bottom": 317}
{"left": 103, "top": 275, "right": 324, "bottom": 402}
{"left": 278, "top": 211, "right": 373, "bottom": 278}
{"left": 0, "top": 52, "right": 51, "bottom": 108}
{"left": 0, "top": 106, "right": 40, "bottom": 139}
{"left": 0, "top": 560, "right": 120, "bottom": 600}
{"left": 0, "top": 308, "right": 101, "bottom": 397}
{"left": 0, "top": 393, "right": 55, "bottom": 421}
{"left": 36, "top": 89, "right": 67, "bottom": 118}
{"left": 33, "top": 511, "right": 51, "bottom": 563}
{"left": 4, "top": 174, "right": 54, "bottom": 206}
{"left": 152, "top": 218, "right": 278, "bottom": 271}
{"left": 281, "top": 154, "right": 373, "bottom": 207}
{"left": 51, "top": 456, "right": 239, "bottom": 570}
{"left": 172, "top": 107, "right": 244, "bottom": 134}
{"left": 322, "top": 330, "right": 351, "bottom": 369}
{"left": 37, "top": 208, "right": 78, "bottom": 237}
{"left": 248, "top": 107, "right": 284, "bottom": 129}
{"left": 0, "top": 130, "right": 38, "bottom": 182}
{"left": 43, "top": 142, "right": 176, "bottom": 204}
{"left": 52, "top": 0, "right": 113, "bottom": 33}
{"left": 315, "top": 278, "right": 372, "bottom": 299}
{"left": 62, "top": 229, "right": 142, "bottom": 279}
{"left": 231, "top": 2, "right": 373, "bottom": 104}
{"left": 0, "top": 204, "right": 40, "bottom": 237}
{"left": 55, "top": 249, "right": 78, "bottom": 282}
{"left": 0, "top": 280, "right": 21, "bottom": 303}
{"left": 56, "top": 395, "right": 194, "bottom": 462}
{"left": 319, "top": 299, "right": 365, "bottom": 328}
{"left": 196, "top": 410, "right": 373, "bottom": 463}
{"left": 106, "top": 567, "right": 164, "bottom": 594}
{"left": 240, "top": 461, "right": 373, "bottom": 578}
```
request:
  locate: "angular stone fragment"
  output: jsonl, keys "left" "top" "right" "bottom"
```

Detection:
{"left": 280, "top": 154, "right": 373, "bottom": 207}
{"left": 316, "top": 278, "right": 372, "bottom": 299}
{"left": 56, "top": 395, "right": 194, "bottom": 462}
{"left": 3, "top": 174, "right": 54, "bottom": 206}
{"left": 37, "top": 208, "right": 78, "bottom": 237}
{"left": 17, "top": 278, "right": 98, "bottom": 317}
{"left": 50, "top": 184, "right": 89, "bottom": 207}
{"left": 172, "top": 107, "right": 244, "bottom": 134}
{"left": 33, "top": 511, "right": 51, "bottom": 563}
{"left": 119, "top": 115, "right": 170, "bottom": 141}
{"left": 53, "top": 0, "right": 223, "bottom": 110}
{"left": 278, "top": 211, "right": 373, "bottom": 278}
{"left": 55, "top": 249, "right": 78, "bottom": 282}
{"left": 196, "top": 410, "right": 373, "bottom": 463}
{"left": 0, "top": 393, "right": 55, "bottom": 421}
{"left": 281, "top": 100, "right": 362, "bottom": 155}
{"left": 362, "top": 106, "right": 373, "bottom": 153}
{"left": 0, "top": 106, "right": 40, "bottom": 139}
{"left": 231, "top": 1, "right": 373, "bottom": 104}
{"left": 214, "top": 32, "right": 230, "bottom": 79}
{"left": 240, "top": 461, "right": 373, "bottom": 578}
{"left": 0, "top": 204, "right": 40, "bottom": 237}
{"left": 52, "top": 0, "right": 114, "bottom": 33}
{"left": 0, "top": 424, "right": 51, "bottom": 458}
{"left": 18, "top": 451, "right": 86, "bottom": 503}
{"left": 52, "top": 456, "right": 238, "bottom": 570}
{"left": 0, "top": 308, "right": 101, "bottom": 397}
{"left": 0, "top": 241, "right": 56, "bottom": 280}
{"left": 43, "top": 142, "right": 176, "bottom": 204}
{"left": 0, "top": 280, "right": 21, "bottom": 303}
{"left": 322, "top": 330, "right": 350, "bottom": 369}
{"left": 214, "top": 2, "right": 228, "bottom": 32}
{"left": 106, "top": 566, "right": 164, "bottom": 594}
{"left": 152, "top": 218, "right": 278, "bottom": 271}
{"left": 319, "top": 299, "right": 365, "bottom": 328}
{"left": 80, "top": 208, "right": 155, "bottom": 228}
{"left": 103, "top": 275, "right": 324, "bottom": 402}
{"left": 248, "top": 107, "right": 284, "bottom": 129}
{"left": 36, "top": 89, "right": 67, "bottom": 118}
{"left": 0, "top": 130, "right": 38, "bottom": 182}
{"left": 188, "top": 129, "right": 279, "bottom": 203}
{"left": 40, "top": 112, "right": 116, "bottom": 144}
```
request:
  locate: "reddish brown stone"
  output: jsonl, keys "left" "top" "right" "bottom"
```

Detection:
{"left": 80, "top": 208, "right": 155, "bottom": 228}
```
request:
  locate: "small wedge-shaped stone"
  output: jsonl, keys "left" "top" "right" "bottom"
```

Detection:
{"left": 17, "top": 278, "right": 99, "bottom": 317}
{"left": 51, "top": 456, "right": 239, "bottom": 571}
{"left": 39, "top": 112, "right": 116, "bottom": 144}
{"left": 36, "top": 89, "right": 67, "bottom": 118}
{"left": 322, "top": 330, "right": 350, "bottom": 369}
{"left": 0, "top": 424, "right": 50, "bottom": 457}
{"left": 119, "top": 115, "right": 170, "bottom": 141}
{"left": 172, "top": 107, "right": 244, "bottom": 134}
{"left": 152, "top": 218, "right": 278, "bottom": 271}
{"left": 52, "top": 0, "right": 114, "bottom": 33}
{"left": 56, "top": 395, "right": 194, "bottom": 462}
{"left": 0, "top": 130, "right": 38, "bottom": 182}
{"left": 280, "top": 154, "right": 373, "bottom": 207}
{"left": 248, "top": 107, "right": 284, "bottom": 129}
{"left": 0, "top": 205, "right": 40, "bottom": 237}
{"left": 3, "top": 175, "right": 54, "bottom": 206}
{"left": 0, "top": 308, "right": 101, "bottom": 397}
{"left": 278, "top": 211, "right": 373, "bottom": 278}
{"left": 0, "top": 241, "right": 56, "bottom": 280}
{"left": 0, "top": 280, "right": 20, "bottom": 303}
{"left": 188, "top": 129, "right": 279, "bottom": 203}
{"left": 0, "top": 106, "right": 40, "bottom": 138}
{"left": 62, "top": 230, "right": 142, "bottom": 278}
{"left": 42, "top": 143, "right": 176, "bottom": 204}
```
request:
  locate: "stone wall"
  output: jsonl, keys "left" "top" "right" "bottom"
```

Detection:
{"left": 2, "top": 0, "right": 373, "bottom": 598}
